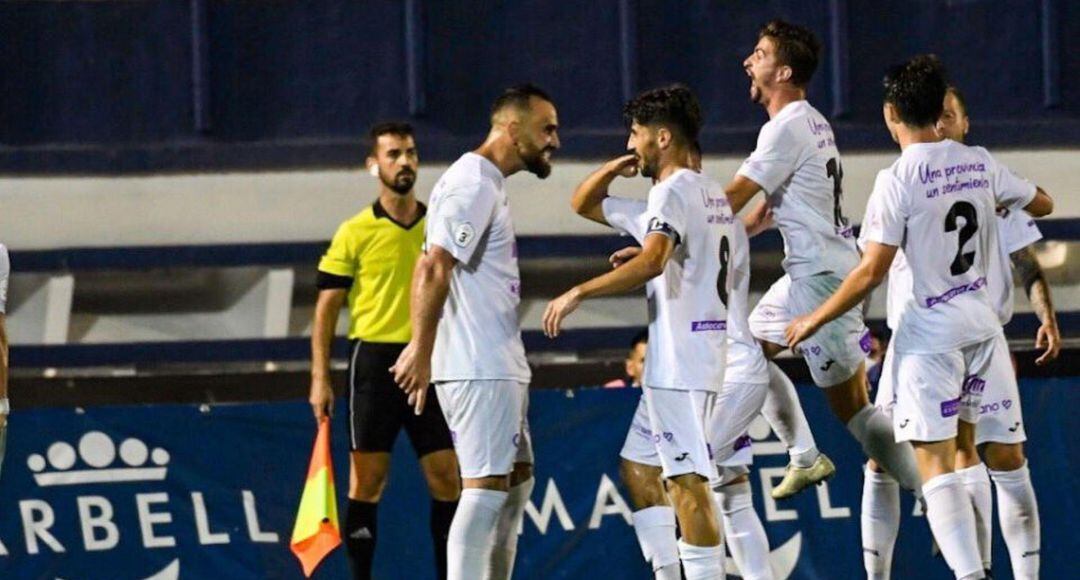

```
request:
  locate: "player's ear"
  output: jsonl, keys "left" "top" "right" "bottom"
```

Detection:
{"left": 656, "top": 127, "right": 672, "bottom": 150}
{"left": 776, "top": 65, "right": 793, "bottom": 84}
{"left": 366, "top": 156, "right": 379, "bottom": 177}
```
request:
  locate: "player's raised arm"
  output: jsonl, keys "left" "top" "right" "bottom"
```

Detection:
{"left": 570, "top": 153, "right": 639, "bottom": 224}
{"left": 724, "top": 174, "right": 765, "bottom": 215}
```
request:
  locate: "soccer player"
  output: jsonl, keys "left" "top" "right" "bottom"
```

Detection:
{"left": 391, "top": 85, "right": 559, "bottom": 580}
{"left": 726, "top": 19, "right": 920, "bottom": 496}
{"left": 861, "top": 85, "right": 1057, "bottom": 579}
{"left": 0, "top": 242, "right": 8, "bottom": 480}
{"left": 546, "top": 84, "right": 732, "bottom": 580}
{"left": 786, "top": 55, "right": 1053, "bottom": 580}
{"left": 605, "top": 330, "right": 647, "bottom": 388}
{"left": 308, "top": 122, "right": 461, "bottom": 580}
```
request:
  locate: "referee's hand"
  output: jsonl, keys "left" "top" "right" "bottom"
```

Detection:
{"left": 391, "top": 340, "right": 432, "bottom": 415}
{"left": 309, "top": 376, "right": 334, "bottom": 420}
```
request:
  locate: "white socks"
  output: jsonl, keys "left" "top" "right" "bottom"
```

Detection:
{"left": 631, "top": 506, "right": 681, "bottom": 580}
{"left": 762, "top": 362, "right": 820, "bottom": 467}
{"left": 448, "top": 488, "right": 507, "bottom": 580}
{"left": 678, "top": 538, "right": 725, "bottom": 580}
{"left": 956, "top": 464, "right": 993, "bottom": 571}
{"left": 861, "top": 466, "right": 901, "bottom": 579}
{"left": 846, "top": 404, "right": 922, "bottom": 494}
{"left": 488, "top": 477, "right": 534, "bottom": 580}
{"left": 923, "top": 472, "right": 984, "bottom": 579}
{"left": 990, "top": 462, "right": 1040, "bottom": 579}
{"left": 716, "top": 482, "right": 773, "bottom": 580}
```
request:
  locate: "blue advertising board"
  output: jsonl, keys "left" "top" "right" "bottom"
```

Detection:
{"left": 0, "top": 378, "right": 1074, "bottom": 579}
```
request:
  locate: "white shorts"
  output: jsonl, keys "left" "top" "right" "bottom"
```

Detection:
{"left": 709, "top": 381, "right": 767, "bottom": 466}
{"left": 749, "top": 274, "right": 870, "bottom": 387}
{"left": 972, "top": 333, "right": 1026, "bottom": 445}
{"left": 435, "top": 380, "right": 533, "bottom": 479}
{"left": 890, "top": 336, "right": 998, "bottom": 443}
{"left": 621, "top": 387, "right": 718, "bottom": 482}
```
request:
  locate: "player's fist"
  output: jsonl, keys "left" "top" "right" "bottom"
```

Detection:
{"left": 785, "top": 315, "right": 820, "bottom": 353}
{"left": 390, "top": 340, "right": 433, "bottom": 414}
{"left": 605, "top": 153, "right": 639, "bottom": 178}
{"left": 1034, "top": 322, "right": 1060, "bottom": 366}
{"left": 543, "top": 287, "right": 583, "bottom": 339}
{"left": 309, "top": 376, "right": 334, "bottom": 421}
{"left": 609, "top": 245, "right": 642, "bottom": 269}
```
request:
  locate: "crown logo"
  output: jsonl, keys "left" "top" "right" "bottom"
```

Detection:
{"left": 27, "top": 431, "right": 171, "bottom": 487}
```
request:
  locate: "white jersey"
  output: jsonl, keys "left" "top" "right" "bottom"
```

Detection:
{"left": 603, "top": 169, "right": 735, "bottom": 391}
{"left": 724, "top": 222, "right": 768, "bottom": 384}
{"left": 860, "top": 141, "right": 1036, "bottom": 354}
{"left": 425, "top": 153, "right": 530, "bottom": 382}
{"left": 0, "top": 243, "right": 8, "bottom": 314}
{"left": 880, "top": 165, "right": 1041, "bottom": 331}
{"left": 737, "top": 100, "right": 859, "bottom": 280}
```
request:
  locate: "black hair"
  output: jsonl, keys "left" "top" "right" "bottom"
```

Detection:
{"left": 368, "top": 121, "right": 414, "bottom": 156}
{"left": 490, "top": 83, "right": 555, "bottom": 119}
{"left": 622, "top": 84, "right": 703, "bottom": 145}
{"left": 946, "top": 84, "right": 968, "bottom": 116}
{"left": 882, "top": 54, "right": 948, "bottom": 127}
{"left": 630, "top": 329, "right": 648, "bottom": 349}
{"left": 759, "top": 20, "right": 821, "bottom": 87}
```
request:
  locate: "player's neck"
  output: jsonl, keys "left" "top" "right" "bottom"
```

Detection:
{"left": 474, "top": 133, "right": 522, "bottom": 177}
{"left": 656, "top": 159, "right": 689, "bottom": 182}
{"left": 897, "top": 125, "right": 943, "bottom": 150}
{"left": 764, "top": 88, "right": 805, "bottom": 119}
{"left": 378, "top": 190, "right": 419, "bottom": 222}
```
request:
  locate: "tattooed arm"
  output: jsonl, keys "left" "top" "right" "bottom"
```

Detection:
{"left": 1011, "top": 246, "right": 1060, "bottom": 365}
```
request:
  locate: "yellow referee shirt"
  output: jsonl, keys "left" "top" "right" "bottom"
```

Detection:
{"left": 317, "top": 200, "right": 426, "bottom": 343}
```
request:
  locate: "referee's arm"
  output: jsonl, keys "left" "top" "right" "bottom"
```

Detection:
{"left": 309, "top": 284, "right": 348, "bottom": 420}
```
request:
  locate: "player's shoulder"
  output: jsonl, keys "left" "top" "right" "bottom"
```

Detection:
{"left": 437, "top": 153, "right": 501, "bottom": 196}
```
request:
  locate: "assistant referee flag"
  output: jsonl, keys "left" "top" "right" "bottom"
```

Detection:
{"left": 290, "top": 418, "right": 341, "bottom": 577}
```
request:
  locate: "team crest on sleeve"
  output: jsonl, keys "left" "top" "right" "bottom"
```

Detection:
{"left": 453, "top": 222, "right": 476, "bottom": 247}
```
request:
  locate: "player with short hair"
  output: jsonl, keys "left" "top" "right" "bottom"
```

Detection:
{"left": 861, "top": 85, "right": 1056, "bottom": 579}
{"left": 547, "top": 84, "right": 732, "bottom": 580}
{"left": 309, "top": 122, "right": 460, "bottom": 580}
{"left": 725, "top": 19, "right": 921, "bottom": 498}
{"left": 606, "top": 330, "right": 648, "bottom": 388}
{"left": 392, "top": 84, "right": 559, "bottom": 580}
{"left": 786, "top": 55, "right": 1053, "bottom": 580}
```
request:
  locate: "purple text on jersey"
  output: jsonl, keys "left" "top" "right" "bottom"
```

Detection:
{"left": 941, "top": 397, "right": 961, "bottom": 418}
{"left": 925, "top": 276, "right": 987, "bottom": 308}
{"left": 691, "top": 320, "right": 727, "bottom": 332}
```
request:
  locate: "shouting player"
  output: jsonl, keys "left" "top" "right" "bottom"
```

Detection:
{"left": 392, "top": 84, "right": 559, "bottom": 580}
{"left": 786, "top": 55, "right": 1053, "bottom": 580}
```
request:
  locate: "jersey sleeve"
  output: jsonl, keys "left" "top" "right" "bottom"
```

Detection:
{"left": 983, "top": 150, "right": 1038, "bottom": 212}
{"left": 736, "top": 122, "right": 798, "bottom": 194}
{"left": 0, "top": 244, "right": 9, "bottom": 314}
{"left": 859, "top": 171, "right": 907, "bottom": 247}
{"left": 426, "top": 183, "right": 498, "bottom": 265}
{"left": 644, "top": 183, "right": 687, "bottom": 245}
{"left": 317, "top": 221, "right": 360, "bottom": 284}
{"left": 601, "top": 196, "right": 648, "bottom": 241}
{"left": 998, "top": 209, "right": 1043, "bottom": 254}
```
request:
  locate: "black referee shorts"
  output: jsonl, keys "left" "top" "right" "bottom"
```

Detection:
{"left": 346, "top": 340, "right": 454, "bottom": 457}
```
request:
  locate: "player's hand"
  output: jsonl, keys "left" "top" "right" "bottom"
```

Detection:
{"left": 309, "top": 376, "right": 334, "bottom": 420}
{"left": 785, "top": 315, "right": 821, "bottom": 353}
{"left": 390, "top": 340, "right": 433, "bottom": 414}
{"left": 1034, "top": 322, "right": 1061, "bottom": 366}
{"left": 543, "top": 287, "right": 583, "bottom": 338}
{"left": 609, "top": 246, "right": 642, "bottom": 269}
{"left": 604, "top": 153, "right": 639, "bottom": 178}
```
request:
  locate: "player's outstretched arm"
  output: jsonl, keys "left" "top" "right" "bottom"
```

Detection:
{"left": 1023, "top": 186, "right": 1053, "bottom": 217}
{"left": 392, "top": 245, "right": 455, "bottom": 414}
{"left": 786, "top": 242, "right": 897, "bottom": 350}
{"left": 543, "top": 232, "right": 673, "bottom": 338}
{"left": 724, "top": 174, "right": 764, "bottom": 215}
{"left": 1011, "top": 246, "right": 1060, "bottom": 365}
{"left": 570, "top": 154, "right": 639, "bottom": 225}
{"left": 742, "top": 200, "right": 774, "bottom": 238}
{"left": 309, "top": 289, "right": 347, "bottom": 420}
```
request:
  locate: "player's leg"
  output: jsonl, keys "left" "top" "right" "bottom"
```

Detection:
{"left": 344, "top": 342, "right": 405, "bottom": 580}
{"left": 620, "top": 396, "right": 681, "bottom": 580}
{"left": 895, "top": 349, "right": 985, "bottom": 579}
{"left": 714, "top": 455, "right": 772, "bottom": 580}
{"left": 405, "top": 388, "right": 461, "bottom": 580}
{"left": 487, "top": 383, "right": 534, "bottom": 580}
{"left": 955, "top": 422, "right": 992, "bottom": 574}
{"left": 435, "top": 380, "right": 517, "bottom": 580}
{"left": 647, "top": 388, "right": 724, "bottom": 580}
{"left": 861, "top": 355, "right": 901, "bottom": 579}
{"left": 974, "top": 333, "right": 1038, "bottom": 579}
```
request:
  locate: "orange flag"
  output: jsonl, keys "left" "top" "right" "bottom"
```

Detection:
{"left": 290, "top": 418, "right": 342, "bottom": 577}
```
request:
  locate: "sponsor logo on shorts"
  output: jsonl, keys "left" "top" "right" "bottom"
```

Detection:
{"left": 1008, "top": 422, "right": 1021, "bottom": 433}
{"left": 899, "top": 419, "right": 911, "bottom": 428}
{"left": 962, "top": 375, "right": 986, "bottom": 395}
{"left": 674, "top": 452, "right": 689, "bottom": 462}
{"left": 651, "top": 432, "right": 674, "bottom": 444}
{"left": 925, "top": 276, "right": 987, "bottom": 308}
{"left": 980, "top": 399, "right": 1013, "bottom": 415}
{"left": 733, "top": 435, "right": 752, "bottom": 452}
{"left": 512, "top": 433, "right": 521, "bottom": 448}
{"left": 859, "top": 331, "right": 872, "bottom": 354}
{"left": 820, "top": 359, "right": 836, "bottom": 372}
{"left": 940, "top": 397, "right": 961, "bottom": 418}
{"left": 691, "top": 320, "right": 727, "bottom": 332}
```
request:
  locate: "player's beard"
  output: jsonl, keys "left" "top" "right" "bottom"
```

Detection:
{"left": 637, "top": 149, "right": 659, "bottom": 179}
{"left": 522, "top": 145, "right": 555, "bottom": 179}
{"left": 382, "top": 168, "right": 416, "bottom": 195}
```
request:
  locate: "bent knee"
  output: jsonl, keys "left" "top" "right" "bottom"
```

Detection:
{"left": 982, "top": 443, "right": 1026, "bottom": 472}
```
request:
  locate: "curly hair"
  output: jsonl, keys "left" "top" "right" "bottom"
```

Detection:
{"left": 883, "top": 54, "right": 948, "bottom": 127}
{"left": 759, "top": 19, "right": 821, "bottom": 86}
{"left": 622, "top": 84, "right": 702, "bottom": 145}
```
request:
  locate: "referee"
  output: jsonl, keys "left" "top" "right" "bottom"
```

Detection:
{"left": 309, "top": 122, "right": 460, "bottom": 580}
